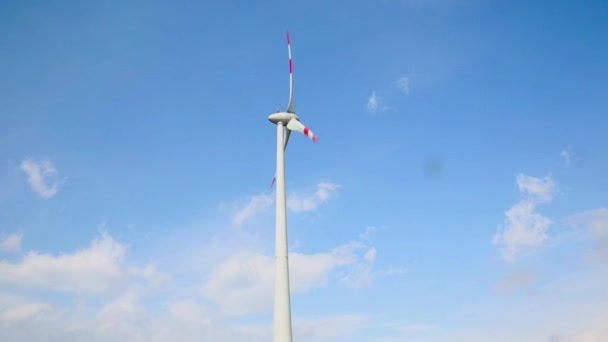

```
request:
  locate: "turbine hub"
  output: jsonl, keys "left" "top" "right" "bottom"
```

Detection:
{"left": 268, "top": 112, "right": 298, "bottom": 125}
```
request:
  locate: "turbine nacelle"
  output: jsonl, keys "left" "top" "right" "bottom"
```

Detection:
{"left": 268, "top": 112, "right": 299, "bottom": 125}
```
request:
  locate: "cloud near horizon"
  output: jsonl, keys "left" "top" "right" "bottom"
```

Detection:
{"left": 0, "top": 227, "right": 391, "bottom": 341}
{"left": 202, "top": 237, "right": 381, "bottom": 316}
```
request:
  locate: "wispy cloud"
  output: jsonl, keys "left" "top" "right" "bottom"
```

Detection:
{"left": 367, "top": 76, "right": 409, "bottom": 115}
{"left": 560, "top": 149, "right": 574, "bottom": 165}
{"left": 560, "top": 146, "right": 581, "bottom": 166}
{"left": 493, "top": 174, "right": 556, "bottom": 260}
{"left": 367, "top": 91, "right": 380, "bottom": 114}
{"left": 19, "top": 158, "right": 64, "bottom": 199}
{"left": 232, "top": 194, "right": 274, "bottom": 226}
{"left": 364, "top": 247, "right": 377, "bottom": 262}
{"left": 493, "top": 267, "right": 540, "bottom": 295}
{"left": 0, "top": 232, "right": 22, "bottom": 252}
{"left": 360, "top": 226, "right": 377, "bottom": 241}
{"left": 394, "top": 76, "right": 410, "bottom": 95}
{"left": 287, "top": 182, "right": 340, "bottom": 213}
{"left": 232, "top": 182, "right": 341, "bottom": 225}
{"left": 565, "top": 208, "right": 608, "bottom": 260}
{"left": 516, "top": 174, "right": 555, "bottom": 203}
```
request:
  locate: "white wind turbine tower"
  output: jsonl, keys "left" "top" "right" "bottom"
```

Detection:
{"left": 268, "top": 31, "right": 318, "bottom": 342}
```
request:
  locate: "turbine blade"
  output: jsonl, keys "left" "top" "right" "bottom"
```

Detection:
{"left": 270, "top": 175, "right": 276, "bottom": 188}
{"left": 286, "top": 119, "right": 318, "bottom": 142}
{"left": 286, "top": 31, "right": 295, "bottom": 113}
{"left": 284, "top": 127, "right": 291, "bottom": 151}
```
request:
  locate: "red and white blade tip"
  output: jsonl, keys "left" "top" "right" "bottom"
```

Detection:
{"left": 287, "top": 32, "right": 293, "bottom": 75}
{"left": 302, "top": 127, "right": 318, "bottom": 143}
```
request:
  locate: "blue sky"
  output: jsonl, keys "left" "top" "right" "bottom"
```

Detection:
{"left": 1, "top": 0, "right": 608, "bottom": 341}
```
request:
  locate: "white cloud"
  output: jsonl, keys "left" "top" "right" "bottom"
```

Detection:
{"left": 201, "top": 252, "right": 273, "bottom": 315}
{"left": 287, "top": 182, "right": 340, "bottom": 213}
{"left": 493, "top": 201, "right": 552, "bottom": 260}
{"left": 232, "top": 194, "right": 273, "bottom": 225}
{"left": 367, "top": 91, "right": 380, "bottom": 114}
{"left": 0, "top": 232, "right": 22, "bottom": 252}
{"left": 0, "top": 232, "right": 125, "bottom": 294}
{"left": 566, "top": 208, "right": 608, "bottom": 259}
{"left": 19, "top": 158, "right": 64, "bottom": 199}
{"left": 292, "top": 248, "right": 356, "bottom": 291}
{"left": 516, "top": 174, "right": 555, "bottom": 203}
{"left": 128, "top": 263, "right": 169, "bottom": 287}
{"left": 395, "top": 77, "right": 410, "bottom": 95}
{"left": 0, "top": 232, "right": 164, "bottom": 295}
{"left": 0, "top": 296, "right": 373, "bottom": 342}
{"left": 0, "top": 302, "right": 52, "bottom": 323}
{"left": 95, "top": 291, "right": 155, "bottom": 341}
{"left": 201, "top": 243, "right": 357, "bottom": 316}
{"left": 201, "top": 230, "right": 387, "bottom": 316}
{"left": 98, "top": 292, "right": 138, "bottom": 319}
{"left": 0, "top": 226, "right": 402, "bottom": 342}
{"left": 493, "top": 174, "right": 556, "bottom": 260}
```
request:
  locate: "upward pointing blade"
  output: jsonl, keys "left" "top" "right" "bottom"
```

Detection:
{"left": 286, "top": 31, "right": 295, "bottom": 113}
{"left": 286, "top": 119, "right": 318, "bottom": 142}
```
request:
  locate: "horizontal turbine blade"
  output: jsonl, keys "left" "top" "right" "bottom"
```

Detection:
{"left": 286, "top": 118, "right": 318, "bottom": 142}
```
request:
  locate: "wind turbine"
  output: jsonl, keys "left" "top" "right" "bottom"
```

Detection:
{"left": 268, "top": 31, "right": 318, "bottom": 342}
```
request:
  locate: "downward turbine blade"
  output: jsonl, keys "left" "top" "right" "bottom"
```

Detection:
{"left": 284, "top": 127, "right": 291, "bottom": 151}
{"left": 286, "top": 31, "right": 295, "bottom": 113}
{"left": 286, "top": 119, "right": 318, "bottom": 142}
